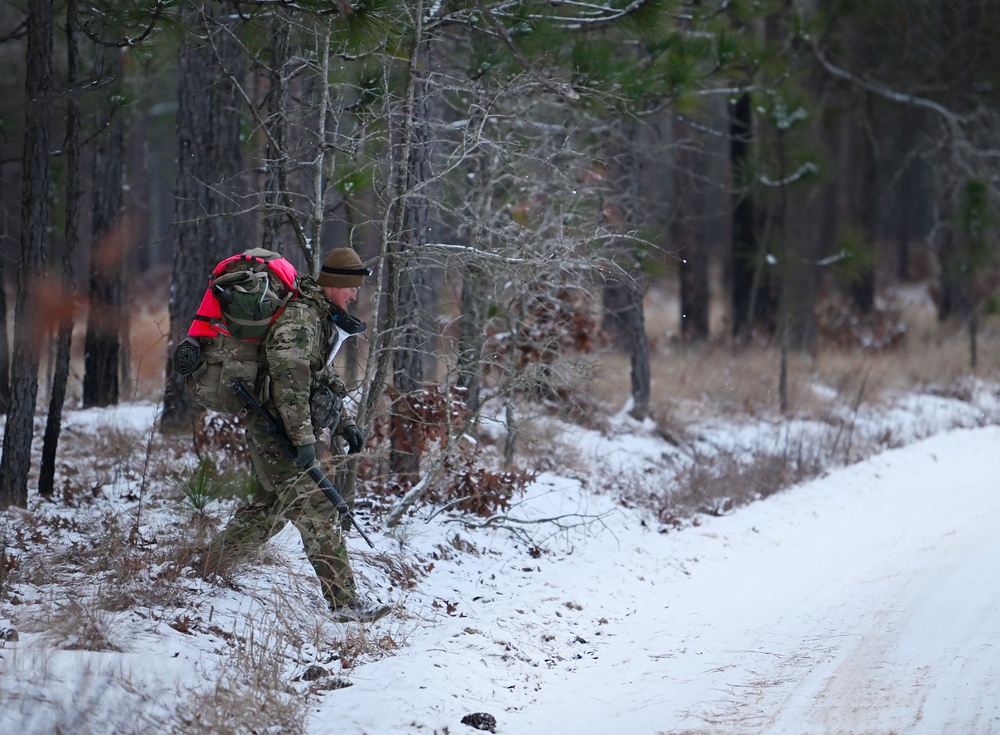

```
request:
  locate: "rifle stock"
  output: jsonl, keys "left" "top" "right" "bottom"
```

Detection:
{"left": 232, "top": 378, "right": 375, "bottom": 548}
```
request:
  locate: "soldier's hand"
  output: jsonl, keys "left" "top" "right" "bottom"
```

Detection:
{"left": 292, "top": 443, "right": 318, "bottom": 469}
{"left": 340, "top": 507, "right": 353, "bottom": 533}
{"left": 343, "top": 425, "right": 365, "bottom": 454}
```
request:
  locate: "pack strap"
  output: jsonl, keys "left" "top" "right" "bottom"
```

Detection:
{"left": 321, "top": 265, "right": 373, "bottom": 277}
{"left": 224, "top": 299, "right": 291, "bottom": 328}
{"left": 212, "top": 250, "right": 299, "bottom": 293}
{"left": 224, "top": 314, "right": 273, "bottom": 329}
{"left": 187, "top": 250, "right": 299, "bottom": 339}
{"left": 213, "top": 269, "right": 271, "bottom": 293}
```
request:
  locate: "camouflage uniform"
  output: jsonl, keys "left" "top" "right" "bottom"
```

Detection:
{"left": 205, "top": 277, "right": 360, "bottom": 608}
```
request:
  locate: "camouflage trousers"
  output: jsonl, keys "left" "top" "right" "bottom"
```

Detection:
{"left": 204, "top": 417, "right": 356, "bottom": 608}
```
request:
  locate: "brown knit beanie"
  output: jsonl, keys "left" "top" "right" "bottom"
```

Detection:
{"left": 317, "top": 248, "right": 371, "bottom": 288}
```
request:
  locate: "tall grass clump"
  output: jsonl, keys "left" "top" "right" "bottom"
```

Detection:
{"left": 42, "top": 599, "right": 123, "bottom": 652}
{"left": 169, "top": 607, "right": 310, "bottom": 735}
{"left": 610, "top": 426, "right": 836, "bottom": 529}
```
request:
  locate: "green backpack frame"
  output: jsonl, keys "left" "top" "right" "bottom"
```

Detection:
{"left": 174, "top": 249, "right": 298, "bottom": 415}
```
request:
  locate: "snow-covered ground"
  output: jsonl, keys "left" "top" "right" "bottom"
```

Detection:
{"left": 2, "top": 387, "right": 1000, "bottom": 734}
{"left": 329, "top": 424, "right": 1000, "bottom": 735}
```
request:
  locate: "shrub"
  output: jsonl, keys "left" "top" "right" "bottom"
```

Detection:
{"left": 177, "top": 457, "right": 253, "bottom": 519}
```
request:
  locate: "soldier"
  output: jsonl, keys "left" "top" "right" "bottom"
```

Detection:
{"left": 202, "top": 247, "right": 389, "bottom": 623}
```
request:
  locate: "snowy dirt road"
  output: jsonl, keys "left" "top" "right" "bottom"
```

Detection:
{"left": 331, "top": 426, "right": 1000, "bottom": 735}
{"left": 650, "top": 425, "right": 1000, "bottom": 735}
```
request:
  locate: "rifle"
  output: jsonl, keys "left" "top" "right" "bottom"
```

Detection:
{"left": 232, "top": 378, "right": 375, "bottom": 548}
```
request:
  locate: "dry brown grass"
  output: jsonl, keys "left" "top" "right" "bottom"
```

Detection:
{"left": 538, "top": 281, "right": 1000, "bottom": 533}
{"left": 33, "top": 283, "right": 171, "bottom": 406}
{"left": 128, "top": 302, "right": 173, "bottom": 401}
{"left": 575, "top": 296, "right": 1000, "bottom": 530}
{"left": 40, "top": 600, "right": 124, "bottom": 652}
{"left": 586, "top": 284, "right": 1000, "bottom": 426}
{"left": 7, "top": 500, "right": 204, "bottom": 617}
{"left": 71, "top": 272, "right": 999, "bottom": 424}
{"left": 625, "top": 438, "right": 831, "bottom": 527}
{"left": 171, "top": 618, "right": 308, "bottom": 735}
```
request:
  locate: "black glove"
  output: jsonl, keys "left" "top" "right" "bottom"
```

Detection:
{"left": 292, "top": 443, "right": 317, "bottom": 470}
{"left": 342, "top": 425, "right": 365, "bottom": 454}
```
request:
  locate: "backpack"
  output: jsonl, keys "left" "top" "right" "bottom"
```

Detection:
{"left": 172, "top": 248, "right": 299, "bottom": 414}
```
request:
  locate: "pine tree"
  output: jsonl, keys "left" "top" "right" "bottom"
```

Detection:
{"left": 1, "top": 0, "right": 54, "bottom": 508}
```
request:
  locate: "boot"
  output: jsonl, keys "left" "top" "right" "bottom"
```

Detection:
{"left": 329, "top": 597, "right": 391, "bottom": 623}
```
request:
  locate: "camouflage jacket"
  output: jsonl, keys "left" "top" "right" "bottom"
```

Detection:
{"left": 261, "top": 276, "right": 355, "bottom": 447}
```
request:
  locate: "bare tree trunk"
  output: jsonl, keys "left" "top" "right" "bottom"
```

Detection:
{"left": 625, "top": 277, "right": 651, "bottom": 420}
{"left": 774, "top": 129, "right": 817, "bottom": 413}
{"left": 390, "top": 140, "right": 430, "bottom": 482}
{"left": 730, "top": 93, "right": 770, "bottom": 340}
{"left": 601, "top": 117, "right": 651, "bottom": 419}
{"left": 163, "top": 157, "right": 204, "bottom": 431}
{"left": 83, "top": 44, "right": 125, "bottom": 408}
{"left": 1, "top": 0, "right": 53, "bottom": 508}
{"left": 390, "top": 259, "right": 426, "bottom": 482}
{"left": 261, "top": 14, "right": 290, "bottom": 253}
{"left": 601, "top": 280, "right": 631, "bottom": 349}
{"left": 894, "top": 112, "right": 925, "bottom": 281}
{"left": 162, "top": 3, "right": 245, "bottom": 430}
{"left": 931, "top": 1, "right": 979, "bottom": 326}
{"left": 675, "top": 117, "right": 709, "bottom": 342}
{"left": 0, "top": 223, "right": 10, "bottom": 415}
{"left": 456, "top": 116, "right": 503, "bottom": 417}
{"left": 782, "top": 181, "right": 819, "bottom": 354}
{"left": 389, "top": 0, "right": 431, "bottom": 483}
{"left": 39, "top": 0, "right": 82, "bottom": 498}
{"left": 969, "top": 309, "right": 978, "bottom": 370}
{"left": 835, "top": 117, "right": 877, "bottom": 314}
{"left": 457, "top": 265, "right": 486, "bottom": 414}
{"left": 677, "top": 223, "right": 709, "bottom": 342}
{"left": 120, "top": 89, "right": 154, "bottom": 395}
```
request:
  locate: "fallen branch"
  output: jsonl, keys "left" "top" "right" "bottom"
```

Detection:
{"left": 443, "top": 509, "right": 618, "bottom": 549}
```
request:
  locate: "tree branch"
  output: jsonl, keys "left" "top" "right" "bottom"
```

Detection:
{"left": 810, "top": 38, "right": 973, "bottom": 129}
{"left": 474, "top": 0, "right": 580, "bottom": 101}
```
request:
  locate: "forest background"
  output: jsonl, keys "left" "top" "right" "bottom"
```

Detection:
{"left": 2, "top": 0, "right": 1000, "bottom": 512}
